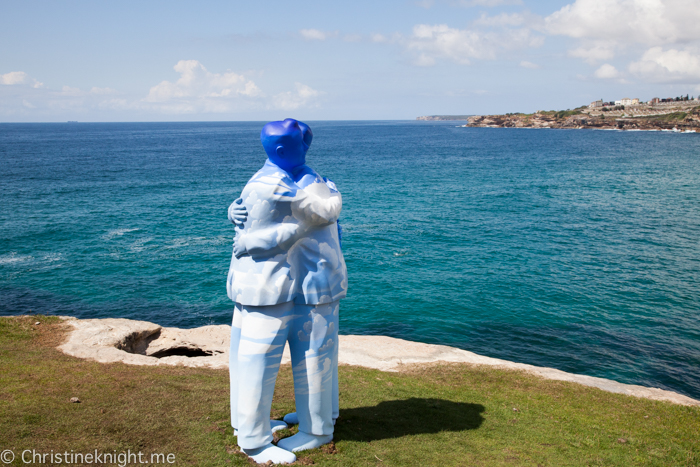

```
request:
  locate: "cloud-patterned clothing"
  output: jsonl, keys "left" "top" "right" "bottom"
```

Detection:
{"left": 227, "top": 159, "right": 345, "bottom": 450}
{"left": 227, "top": 160, "right": 348, "bottom": 306}
{"left": 230, "top": 300, "right": 339, "bottom": 449}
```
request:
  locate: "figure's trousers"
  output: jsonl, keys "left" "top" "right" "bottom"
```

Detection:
{"left": 230, "top": 300, "right": 339, "bottom": 450}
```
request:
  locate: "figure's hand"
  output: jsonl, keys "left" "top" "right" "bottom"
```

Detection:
{"left": 233, "top": 235, "right": 248, "bottom": 258}
{"left": 228, "top": 198, "right": 247, "bottom": 227}
{"left": 323, "top": 177, "right": 339, "bottom": 194}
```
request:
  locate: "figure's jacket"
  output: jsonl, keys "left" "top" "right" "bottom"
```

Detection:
{"left": 227, "top": 160, "right": 348, "bottom": 306}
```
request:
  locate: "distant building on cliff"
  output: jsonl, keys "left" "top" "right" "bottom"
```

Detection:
{"left": 589, "top": 100, "right": 603, "bottom": 108}
{"left": 615, "top": 98, "right": 640, "bottom": 106}
{"left": 650, "top": 97, "right": 660, "bottom": 105}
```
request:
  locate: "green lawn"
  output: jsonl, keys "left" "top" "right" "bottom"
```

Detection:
{"left": 1, "top": 316, "right": 698, "bottom": 466}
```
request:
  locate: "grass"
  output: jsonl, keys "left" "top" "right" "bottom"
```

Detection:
{"left": 653, "top": 112, "right": 688, "bottom": 122}
{"left": 625, "top": 112, "right": 689, "bottom": 122}
{"left": 1, "top": 315, "right": 699, "bottom": 466}
{"left": 501, "top": 110, "right": 583, "bottom": 120}
{"left": 530, "top": 110, "right": 584, "bottom": 119}
{"left": 629, "top": 109, "right": 700, "bottom": 122}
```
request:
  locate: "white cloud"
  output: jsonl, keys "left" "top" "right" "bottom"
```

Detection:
{"left": 0, "top": 61, "right": 321, "bottom": 118}
{"left": 406, "top": 23, "right": 543, "bottom": 66}
{"left": 629, "top": 47, "right": 700, "bottom": 82}
{"left": 371, "top": 33, "right": 388, "bottom": 43}
{"left": 520, "top": 60, "right": 540, "bottom": 69}
{"left": 545, "top": 0, "right": 700, "bottom": 47}
{"left": 415, "top": 0, "right": 435, "bottom": 8}
{"left": 408, "top": 24, "right": 490, "bottom": 65}
{"left": 1, "top": 71, "right": 28, "bottom": 85}
{"left": 272, "top": 83, "right": 322, "bottom": 111}
{"left": 300, "top": 29, "right": 337, "bottom": 41}
{"left": 143, "top": 60, "right": 262, "bottom": 113}
{"left": 594, "top": 63, "right": 621, "bottom": 79}
{"left": 145, "top": 65, "right": 317, "bottom": 113}
{"left": 545, "top": 0, "right": 700, "bottom": 84}
{"left": 1, "top": 71, "right": 43, "bottom": 88}
{"left": 568, "top": 43, "right": 616, "bottom": 64}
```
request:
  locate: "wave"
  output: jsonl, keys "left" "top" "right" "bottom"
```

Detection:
{"left": 42, "top": 253, "right": 63, "bottom": 263}
{"left": 102, "top": 228, "right": 140, "bottom": 240}
{"left": 0, "top": 253, "right": 33, "bottom": 265}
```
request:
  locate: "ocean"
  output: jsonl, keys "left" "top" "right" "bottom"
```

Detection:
{"left": 1, "top": 121, "right": 699, "bottom": 400}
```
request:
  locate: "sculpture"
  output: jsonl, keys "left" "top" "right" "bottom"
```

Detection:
{"left": 227, "top": 119, "right": 347, "bottom": 464}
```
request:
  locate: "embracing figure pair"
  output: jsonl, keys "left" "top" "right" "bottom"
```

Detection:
{"left": 226, "top": 119, "right": 346, "bottom": 464}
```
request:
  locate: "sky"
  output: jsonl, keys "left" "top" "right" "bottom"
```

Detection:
{"left": 1, "top": 0, "right": 699, "bottom": 121}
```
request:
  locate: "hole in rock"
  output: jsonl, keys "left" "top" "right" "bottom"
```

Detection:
{"left": 117, "top": 330, "right": 224, "bottom": 359}
{"left": 150, "top": 347, "right": 215, "bottom": 358}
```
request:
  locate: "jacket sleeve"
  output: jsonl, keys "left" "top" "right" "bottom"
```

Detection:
{"left": 290, "top": 189, "right": 342, "bottom": 227}
{"left": 236, "top": 223, "right": 300, "bottom": 259}
{"left": 238, "top": 185, "right": 340, "bottom": 258}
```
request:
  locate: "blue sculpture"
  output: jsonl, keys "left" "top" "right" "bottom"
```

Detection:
{"left": 227, "top": 119, "right": 346, "bottom": 464}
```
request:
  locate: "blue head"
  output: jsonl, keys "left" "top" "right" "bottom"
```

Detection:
{"left": 261, "top": 118, "right": 313, "bottom": 171}
{"left": 298, "top": 120, "right": 313, "bottom": 149}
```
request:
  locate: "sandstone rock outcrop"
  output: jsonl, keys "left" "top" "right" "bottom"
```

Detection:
{"left": 465, "top": 108, "right": 700, "bottom": 131}
{"left": 417, "top": 102, "right": 700, "bottom": 132}
{"left": 58, "top": 317, "right": 231, "bottom": 369}
{"left": 57, "top": 317, "right": 699, "bottom": 407}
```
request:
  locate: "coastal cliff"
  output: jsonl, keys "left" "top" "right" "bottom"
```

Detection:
{"left": 419, "top": 103, "right": 700, "bottom": 132}
{"left": 466, "top": 110, "right": 700, "bottom": 131}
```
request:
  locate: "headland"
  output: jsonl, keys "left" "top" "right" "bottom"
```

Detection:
{"left": 418, "top": 96, "right": 700, "bottom": 132}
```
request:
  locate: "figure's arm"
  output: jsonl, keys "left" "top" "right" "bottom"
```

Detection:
{"left": 322, "top": 177, "right": 342, "bottom": 247}
{"left": 233, "top": 223, "right": 300, "bottom": 258}
{"left": 232, "top": 177, "right": 342, "bottom": 258}
{"left": 233, "top": 192, "right": 340, "bottom": 258}
{"left": 290, "top": 185, "right": 342, "bottom": 227}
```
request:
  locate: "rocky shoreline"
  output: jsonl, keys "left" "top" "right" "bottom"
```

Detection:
{"left": 418, "top": 103, "right": 700, "bottom": 132}
{"left": 54, "top": 316, "right": 699, "bottom": 407}
{"left": 465, "top": 112, "right": 700, "bottom": 131}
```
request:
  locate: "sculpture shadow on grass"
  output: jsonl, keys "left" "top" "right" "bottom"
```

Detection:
{"left": 334, "top": 398, "right": 485, "bottom": 442}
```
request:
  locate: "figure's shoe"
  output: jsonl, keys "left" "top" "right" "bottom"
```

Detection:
{"left": 277, "top": 432, "right": 333, "bottom": 453}
{"left": 234, "top": 420, "right": 287, "bottom": 437}
{"left": 271, "top": 419, "right": 288, "bottom": 432}
{"left": 283, "top": 412, "right": 299, "bottom": 425}
{"left": 283, "top": 412, "right": 336, "bottom": 426}
{"left": 240, "top": 443, "right": 296, "bottom": 464}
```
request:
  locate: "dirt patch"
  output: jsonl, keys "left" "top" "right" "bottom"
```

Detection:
{"left": 33, "top": 319, "right": 72, "bottom": 348}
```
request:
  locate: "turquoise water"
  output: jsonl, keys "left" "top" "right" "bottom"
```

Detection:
{"left": 1, "top": 121, "right": 699, "bottom": 399}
